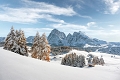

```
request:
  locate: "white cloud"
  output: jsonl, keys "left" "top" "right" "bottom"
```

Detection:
{"left": 104, "top": 0, "right": 120, "bottom": 14}
{"left": 85, "top": 29, "right": 120, "bottom": 42}
{"left": 108, "top": 25, "right": 114, "bottom": 27}
{"left": 49, "top": 22, "right": 120, "bottom": 42}
{"left": 0, "top": 0, "right": 76, "bottom": 23}
{"left": 87, "top": 22, "right": 96, "bottom": 27}
{"left": 78, "top": 14, "right": 92, "bottom": 19}
{"left": 52, "top": 23, "right": 87, "bottom": 30}
{"left": 21, "top": 28, "right": 53, "bottom": 37}
{"left": 22, "top": 0, "right": 76, "bottom": 16}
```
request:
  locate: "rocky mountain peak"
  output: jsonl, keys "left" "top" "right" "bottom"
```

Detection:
{"left": 47, "top": 29, "right": 67, "bottom": 46}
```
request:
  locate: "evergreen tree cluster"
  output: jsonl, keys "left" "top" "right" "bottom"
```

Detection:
{"left": 61, "top": 53, "right": 85, "bottom": 67}
{"left": 31, "top": 32, "right": 51, "bottom": 61}
{"left": 4, "top": 27, "right": 28, "bottom": 56}
{"left": 61, "top": 53, "right": 105, "bottom": 68}
{"left": 4, "top": 27, "right": 51, "bottom": 62}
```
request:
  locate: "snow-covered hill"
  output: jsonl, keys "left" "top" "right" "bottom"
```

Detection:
{"left": 0, "top": 47, "right": 120, "bottom": 80}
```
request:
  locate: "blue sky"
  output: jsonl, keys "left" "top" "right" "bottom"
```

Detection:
{"left": 0, "top": 0, "right": 120, "bottom": 42}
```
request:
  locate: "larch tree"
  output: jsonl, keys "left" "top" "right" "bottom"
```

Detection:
{"left": 31, "top": 32, "right": 41, "bottom": 58}
{"left": 31, "top": 32, "right": 51, "bottom": 62}
{"left": 40, "top": 33, "right": 51, "bottom": 61}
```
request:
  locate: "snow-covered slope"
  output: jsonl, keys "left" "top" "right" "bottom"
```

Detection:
{"left": 0, "top": 47, "right": 120, "bottom": 80}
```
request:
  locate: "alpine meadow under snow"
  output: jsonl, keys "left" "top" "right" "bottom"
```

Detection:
{"left": 0, "top": 47, "right": 120, "bottom": 80}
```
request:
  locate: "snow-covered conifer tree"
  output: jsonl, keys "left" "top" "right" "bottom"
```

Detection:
{"left": 88, "top": 56, "right": 94, "bottom": 67}
{"left": 4, "top": 26, "right": 16, "bottom": 50}
{"left": 79, "top": 55, "right": 85, "bottom": 67}
{"left": 4, "top": 27, "right": 28, "bottom": 56}
{"left": 17, "top": 30, "right": 28, "bottom": 56}
{"left": 11, "top": 30, "right": 19, "bottom": 52}
{"left": 92, "top": 56, "right": 99, "bottom": 65}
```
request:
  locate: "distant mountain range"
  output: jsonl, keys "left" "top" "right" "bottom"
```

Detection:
{"left": 47, "top": 29, "right": 120, "bottom": 55}
{"left": 47, "top": 29, "right": 107, "bottom": 47}
{"left": 0, "top": 36, "right": 35, "bottom": 43}
{"left": 0, "top": 37, "right": 5, "bottom": 42}
{"left": 0, "top": 29, "right": 120, "bottom": 55}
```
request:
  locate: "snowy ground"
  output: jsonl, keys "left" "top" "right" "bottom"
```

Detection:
{"left": 0, "top": 48, "right": 120, "bottom": 80}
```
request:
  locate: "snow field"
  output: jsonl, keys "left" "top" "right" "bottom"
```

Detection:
{"left": 0, "top": 47, "right": 120, "bottom": 80}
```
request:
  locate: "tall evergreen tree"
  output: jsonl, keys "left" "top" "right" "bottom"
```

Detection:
{"left": 17, "top": 30, "right": 28, "bottom": 56}
{"left": 4, "top": 26, "right": 16, "bottom": 50}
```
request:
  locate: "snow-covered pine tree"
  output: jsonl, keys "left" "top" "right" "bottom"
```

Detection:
{"left": 88, "top": 56, "right": 94, "bottom": 67}
{"left": 40, "top": 33, "right": 51, "bottom": 61}
{"left": 4, "top": 26, "right": 16, "bottom": 50}
{"left": 79, "top": 55, "right": 85, "bottom": 67}
{"left": 72, "top": 53, "right": 77, "bottom": 67}
{"left": 17, "top": 30, "right": 28, "bottom": 56}
{"left": 11, "top": 30, "right": 20, "bottom": 52}
{"left": 92, "top": 56, "right": 99, "bottom": 66}
{"left": 31, "top": 32, "right": 41, "bottom": 58}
